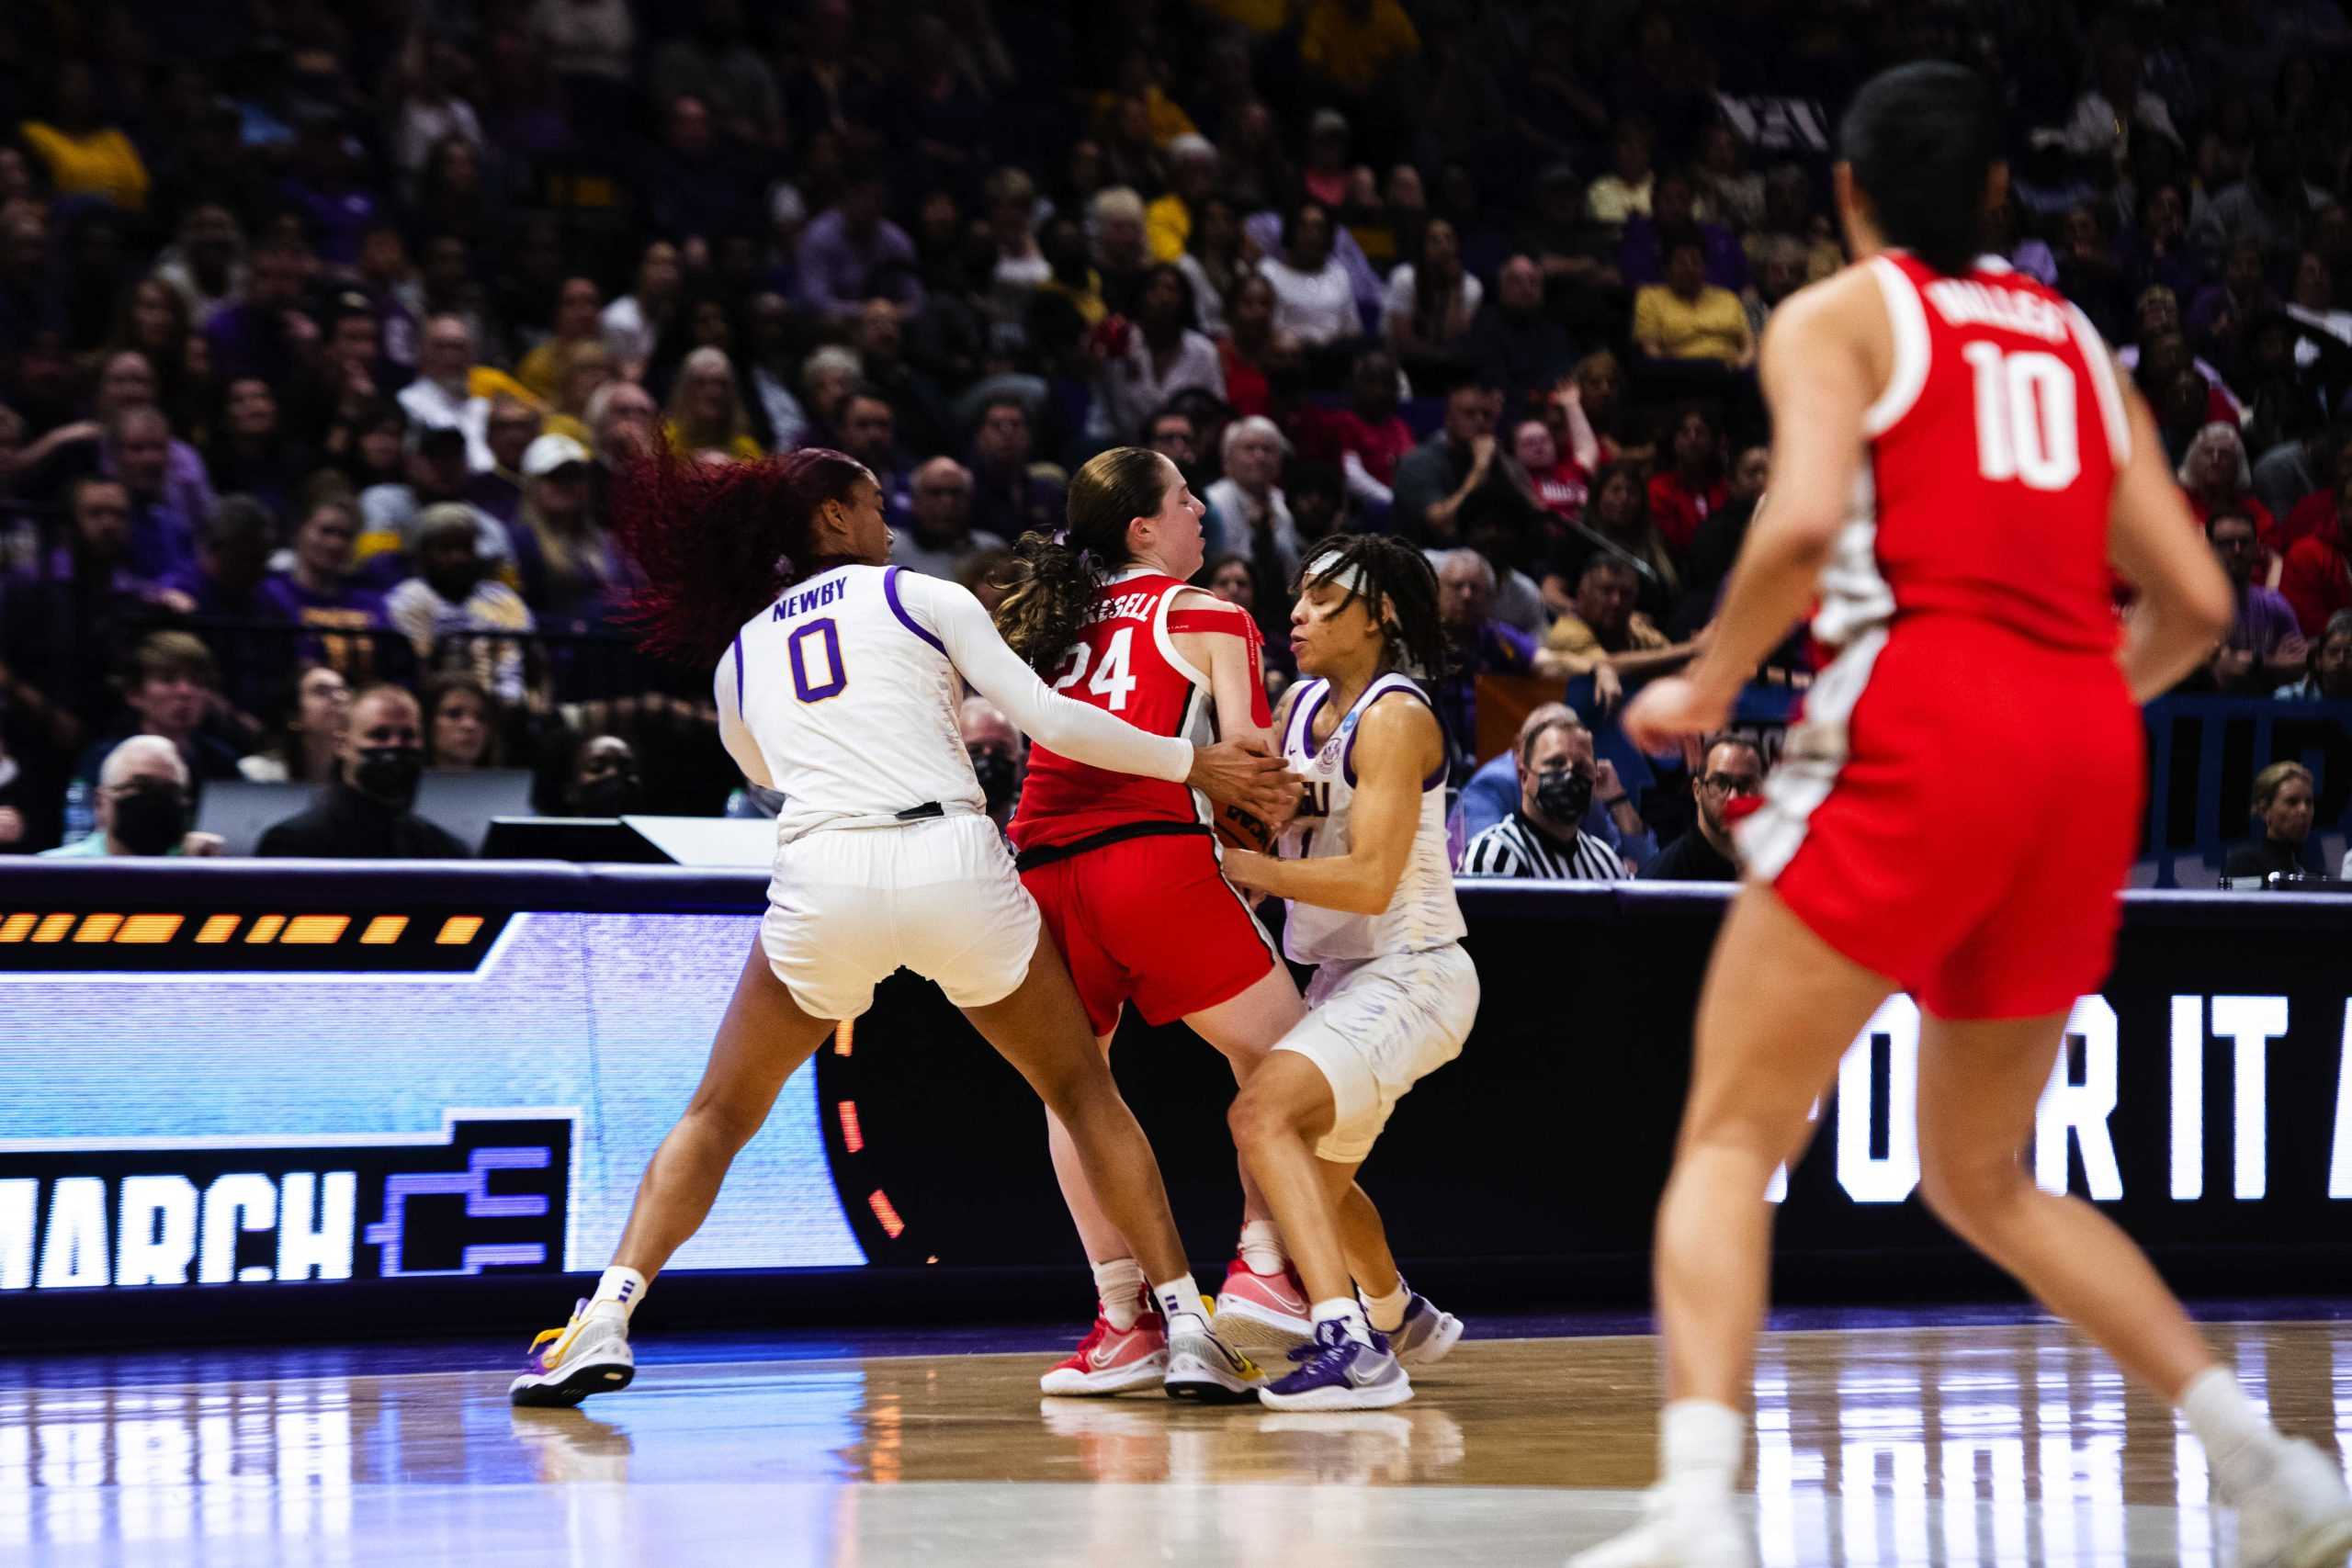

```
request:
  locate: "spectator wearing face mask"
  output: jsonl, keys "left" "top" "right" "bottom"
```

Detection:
{"left": 1458, "top": 705, "right": 1628, "bottom": 880}
{"left": 385, "top": 505, "right": 536, "bottom": 705}
{"left": 559, "top": 733, "right": 645, "bottom": 817}
{"left": 1638, "top": 736, "right": 1767, "bottom": 883}
{"left": 68, "top": 630, "right": 244, "bottom": 808}
{"left": 1451, "top": 703, "right": 1653, "bottom": 868}
{"left": 256, "top": 683, "right": 469, "bottom": 858}
{"left": 959, "top": 696, "right": 1025, "bottom": 833}
{"left": 40, "top": 736, "right": 222, "bottom": 858}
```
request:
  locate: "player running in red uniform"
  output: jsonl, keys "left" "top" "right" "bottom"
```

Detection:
{"left": 996, "top": 447, "right": 1321, "bottom": 1395}
{"left": 1575, "top": 64, "right": 2352, "bottom": 1567}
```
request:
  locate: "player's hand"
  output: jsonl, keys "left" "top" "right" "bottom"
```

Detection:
{"left": 0, "top": 807, "right": 23, "bottom": 846}
{"left": 1623, "top": 675, "right": 1733, "bottom": 753}
{"left": 180, "top": 830, "right": 225, "bottom": 857}
{"left": 1594, "top": 758, "right": 1626, "bottom": 803}
{"left": 1187, "top": 740, "right": 1298, "bottom": 823}
{"left": 1218, "top": 846, "right": 1273, "bottom": 892}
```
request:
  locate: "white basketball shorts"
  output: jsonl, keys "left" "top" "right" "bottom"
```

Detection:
{"left": 762, "top": 813, "right": 1041, "bottom": 1021}
{"left": 1273, "top": 942, "right": 1479, "bottom": 1164}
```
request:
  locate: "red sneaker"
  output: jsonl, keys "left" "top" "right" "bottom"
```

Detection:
{"left": 1038, "top": 1303, "right": 1170, "bottom": 1396}
{"left": 1212, "top": 1256, "right": 1314, "bottom": 1357}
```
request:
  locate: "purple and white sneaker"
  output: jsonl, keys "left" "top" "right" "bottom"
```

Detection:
{"left": 1385, "top": 1292, "right": 1464, "bottom": 1367}
{"left": 509, "top": 1300, "right": 635, "bottom": 1407}
{"left": 1256, "top": 1319, "right": 1412, "bottom": 1411}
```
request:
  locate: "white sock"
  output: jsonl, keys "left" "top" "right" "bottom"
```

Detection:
{"left": 1091, "top": 1258, "right": 1144, "bottom": 1331}
{"left": 1362, "top": 1277, "right": 1411, "bottom": 1334}
{"left": 589, "top": 1266, "right": 646, "bottom": 1322}
{"left": 1238, "top": 1220, "right": 1286, "bottom": 1275}
{"left": 1152, "top": 1273, "right": 1208, "bottom": 1329}
{"left": 1312, "top": 1296, "right": 1374, "bottom": 1346}
{"left": 1660, "top": 1399, "right": 1745, "bottom": 1491}
{"left": 2181, "top": 1366, "right": 2277, "bottom": 1481}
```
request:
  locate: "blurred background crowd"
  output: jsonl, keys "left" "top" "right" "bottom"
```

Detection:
{"left": 0, "top": 0, "right": 2346, "bottom": 880}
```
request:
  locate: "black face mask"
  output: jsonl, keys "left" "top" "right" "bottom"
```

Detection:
{"left": 110, "top": 781, "right": 188, "bottom": 856}
{"left": 575, "top": 773, "right": 643, "bottom": 817}
{"left": 970, "top": 748, "right": 1020, "bottom": 816}
{"left": 1534, "top": 766, "right": 1593, "bottom": 825}
{"left": 352, "top": 745, "right": 425, "bottom": 809}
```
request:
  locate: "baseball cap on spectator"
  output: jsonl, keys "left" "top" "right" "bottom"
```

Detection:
{"left": 523, "top": 434, "right": 591, "bottom": 478}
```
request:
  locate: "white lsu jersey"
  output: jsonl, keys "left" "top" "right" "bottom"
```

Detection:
{"left": 1276, "top": 672, "right": 1467, "bottom": 965}
{"left": 715, "top": 563, "right": 1196, "bottom": 849}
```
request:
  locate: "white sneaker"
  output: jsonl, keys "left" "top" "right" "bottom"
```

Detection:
{"left": 2231, "top": 1438, "right": 2352, "bottom": 1568}
{"left": 509, "top": 1300, "right": 635, "bottom": 1407}
{"left": 1566, "top": 1484, "right": 1754, "bottom": 1568}
{"left": 1162, "top": 1314, "right": 1261, "bottom": 1404}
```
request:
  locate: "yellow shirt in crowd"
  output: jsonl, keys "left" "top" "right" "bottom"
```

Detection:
{"left": 18, "top": 120, "right": 149, "bottom": 212}
{"left": 1633, "top": 284, "right": 1753, "bottom": 366}
{"left": 1299, "top": 0, "right": 1420, "bottom": 93}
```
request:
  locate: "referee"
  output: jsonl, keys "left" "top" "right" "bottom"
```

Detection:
{"left": 1458, "top": 706, "right": 1628, "bottom": 880}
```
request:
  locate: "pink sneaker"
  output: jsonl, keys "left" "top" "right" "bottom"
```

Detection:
{"left": 1039, "top": 1303, "right": 1170, "bottom": 1396}
{"left": 1213, "top": 1257, "right": 1314, "bottom": 1357}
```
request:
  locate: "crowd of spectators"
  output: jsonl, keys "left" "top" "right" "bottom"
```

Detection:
{"left": 0, "top": 0, "right": 2346, "bottom": 876}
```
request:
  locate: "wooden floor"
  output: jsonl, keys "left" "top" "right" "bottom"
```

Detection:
{"left": 4, "top": 1316, "right": 2347, "bottom": 1565}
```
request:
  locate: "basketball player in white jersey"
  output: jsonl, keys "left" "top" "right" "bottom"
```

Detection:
{"left": 1216, "top": 535, "right": 1480, "bottom": 1409}
{"left": 508, "top": 447, "right": 1291, "bottom": 1406}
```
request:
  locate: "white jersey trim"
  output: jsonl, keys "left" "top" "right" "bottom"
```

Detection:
{"left": 1861, "top": 254, "right": 1932, "bottom": 438}
{"left": 1737, "top": 624, "right": 1891, "bottom": 883}
{"left": 1149, "top": 582, "right": 1213, "bottom": 694}
{"left": 2064, "top": 303, "right": 2132, "bottom": 467}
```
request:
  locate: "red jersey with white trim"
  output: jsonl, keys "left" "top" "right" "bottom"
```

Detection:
{"left": 1820, "top": 251, "right": 2129, "bottom": 656}
{"left": 1009, "top": 570, "right": 1268, "bottom": 853}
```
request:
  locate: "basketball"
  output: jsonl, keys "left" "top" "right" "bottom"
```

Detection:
{"left": 1213, "top": 800, "right": 1278, "bottom": 854}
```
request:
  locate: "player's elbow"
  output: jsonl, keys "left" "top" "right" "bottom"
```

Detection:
{"left": 2181, "top": 572, "right": 2234, "bottom": 643}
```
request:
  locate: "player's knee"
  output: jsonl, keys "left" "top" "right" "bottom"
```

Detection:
{"left": 1028, "top": 1050, "right": 1115, "bottom": 1122}
{"left": 684, "top": 1095, "right": 767, "bottom": 1156}
{"left": 1226, "top": 1085, "right": 1283, "bottom": 1151}
{"left": 1917, "top": 1147, "right": 2030, "bottom": 1234}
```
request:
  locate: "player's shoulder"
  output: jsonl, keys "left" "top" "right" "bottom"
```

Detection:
{"left": 1356, "top": 681, "right": 1442, "bottom": 756}
{"left": 1759, "top": 261, "right": 1883, "bottom": 351}
{"left": 1166, "top": 583, "right": 1250, "bottom": 621}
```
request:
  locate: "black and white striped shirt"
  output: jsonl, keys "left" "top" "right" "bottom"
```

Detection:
{"left": 1459, "top": 811, "right": 1626, "bottom": 882}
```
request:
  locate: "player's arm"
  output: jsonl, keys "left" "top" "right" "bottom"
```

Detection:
{"left": 1168, "top": 588, "right": 1274, "bottom": 750}
{"left": 921, "top": 575, "right": 1295, "bottom": 817}
{"left": 1220, "top": 694, "right": 1439, "bottom": 914}
{"left": 712, "top": 640, "right": 776, "bottom": 790}
{"left": 2109, "top": 378, "right": 2233, "bottom": 701}
{"left": 1623, "top": 279, "right": 1869, "bottom": 748}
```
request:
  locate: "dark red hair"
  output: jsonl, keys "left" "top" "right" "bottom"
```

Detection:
{"left": 611, "top": 446, "right": 870, "bottom": 663}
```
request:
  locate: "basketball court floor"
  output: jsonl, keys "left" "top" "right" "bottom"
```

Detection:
{"left": 6, "top": 1306, "right": 2348, "bottom": 1565}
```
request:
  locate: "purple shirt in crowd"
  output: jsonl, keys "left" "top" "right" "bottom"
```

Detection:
{"left": 793, "top": 209, "right": 924, "bottom": 317}
{"left": 255, "top": 571, "right": 390, "bottom": 628}
{"left": 2228, "top": 583, "right": 2304, "bottom": 660}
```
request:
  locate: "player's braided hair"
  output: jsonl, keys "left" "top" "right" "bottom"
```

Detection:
{"left": 612, "top": 445, "right": 869, "bottom": 664}
{"left": 995, "top": 446, "right": 1172, "bottom": 673}
{"left": 1296, "top": 534, "right": 1450, "bottom": 683}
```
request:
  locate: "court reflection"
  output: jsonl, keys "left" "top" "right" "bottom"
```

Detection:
{"left": 0, "top": 1319, "right": 2344, "bottom": 1564}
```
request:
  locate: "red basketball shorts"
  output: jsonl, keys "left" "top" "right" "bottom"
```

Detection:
{"left": 1738, "top": 617, "right": 2144, "bottom": 1021}
{"left": 1019, "top": 829, "right": 1280, "bottom": 1038}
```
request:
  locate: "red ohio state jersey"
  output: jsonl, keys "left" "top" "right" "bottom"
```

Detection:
{"left": 1010, "top": 570, "right": 1265, "bottom": 854}
{"left": 1819, "top": 252, "right": 2131, "bottom": 656}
